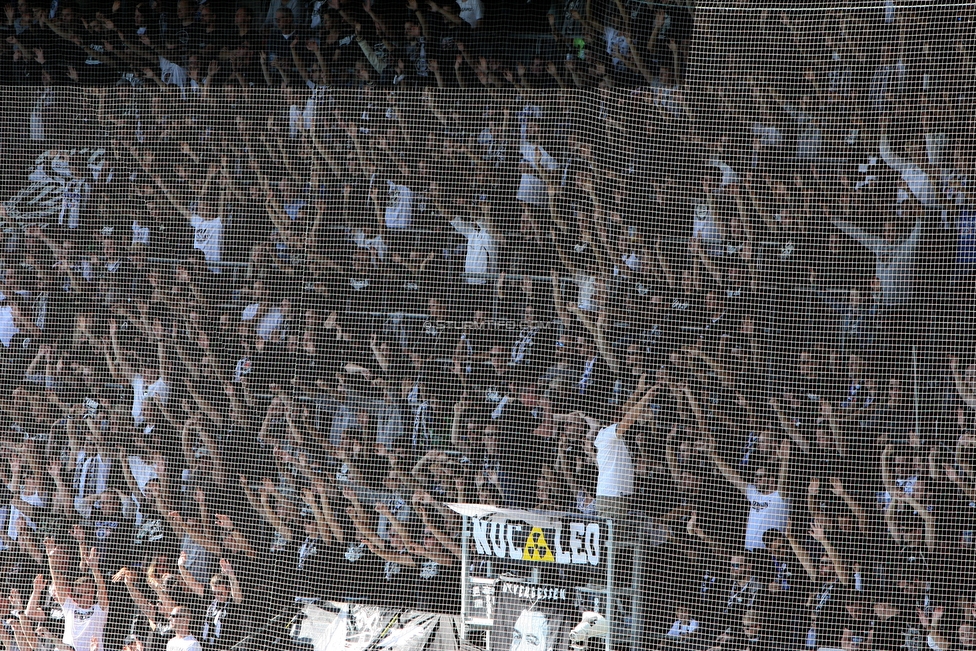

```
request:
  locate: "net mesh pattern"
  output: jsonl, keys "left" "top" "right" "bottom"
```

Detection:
{"left": 0, "top": 1, "right": 973, "bottom": 650}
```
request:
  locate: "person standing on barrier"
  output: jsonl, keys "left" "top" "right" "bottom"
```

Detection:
{"left": 582, "top": 380, "right": 661, "bottom": 540}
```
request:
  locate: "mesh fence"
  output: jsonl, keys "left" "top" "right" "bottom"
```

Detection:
{"left": 1, "top": 1, "right": 975, "bottom": 651}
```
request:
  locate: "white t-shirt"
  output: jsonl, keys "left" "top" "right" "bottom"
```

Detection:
{"left": 451, "top": 219, "right": 497, "bottom": 284}
{"left": 128, "top": 455, "right": 160, "bottom": 492}
{"left": 744, "top": 484, "right": 789, "bottom": 551}
{"left": 594, "top": 424, "right": 634, "bottom": 498}
{"left": 190, "top": 213, "right": 223, "bottom": 273}
{"left": 350, "top": 229, "right": 387, "bottom": 262}
{"left": 256, "top": 308, "right": 285, "bottom": 340}
{"left": 8, "top": 489, "right": 44, "bottom": 540}
{"left": 62, "top": 598, "right": 107, "bottom": 651}
{"left": 159, "top": 55, "right": 188, "bottom": 88}
{"left": 693, "top": 203, "right": 724, "bottom": 257}
{"left": 456, "top": 0, "right": 482, "bottom": 27}
{"left": 0, "top": 305, "right": 19, "bottom": 347}
{"left": 666, "top": 618, "right": 699, "bottom": 638}
{"left": 167, "top": 635, "right": 203, "bottom": 651}
{"left": 132, "top": 374, "right": 170, "bottom": 425}
{"left": 384, "top": 181, "right": 413, "bottom": 230}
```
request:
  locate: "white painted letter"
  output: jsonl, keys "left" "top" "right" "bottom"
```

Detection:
{"left": 473, "top": 518, "right": 491, "bottom": 555}
{"left": 507, "top": 524, "right": 523, "bottom": 560}
{"left": 554, "top": 525, "right": 572, "bottom": 564}
{"left": 570, "top": 522, "right": 587, "bottom": 564}
{"left": 585, "top": 523, "right": 601, "bottom": 566}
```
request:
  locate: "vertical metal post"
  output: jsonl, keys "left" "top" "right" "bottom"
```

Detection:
{"left": 460, "top": 515, "right": 470, "bottom": 641}
{"left": 913, "top": 345, "right": 921, "bottom": 440}
{"left": 632, "top": 538, "right": 642, "bottom": 651}
{"left": 604, "top": 518, "right": 613, "bottom": 651}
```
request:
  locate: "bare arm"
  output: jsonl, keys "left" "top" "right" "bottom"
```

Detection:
{"left": 43, "top": 539, "right": 71, "bottom": 606}
{"left": 218, "top": 558, "right": 244, "bottom": 605}
{"left": 617, "top": 383, "right": 660, "bottom": 438}
{"left": 776, "top": 439, "right": 791, "bottom": 494}
{"left": 950, "top": 355, "right": 976, "bottom": 411}
{"left": 785, "top": 525, "right": 817, "bottom": 583}
{"left": 810, "top": 522, "right": 850, "bottom": 585}
{"left": 177, "top": 551, "right": 207, "bottom": 597}
{"left": 117, "top": 569, "right": 157, "bottom": 627}
{"left": 24, "top": 574, "right": 47, "bottom": 622}
{"left": 704, "top": 434, "right": 749, "bottom": 496}
{"left": 828, "top": 477, "right": 869, "bottom": 535}
{"left": 87, "top": 548, "right": 110, "bottom": 611}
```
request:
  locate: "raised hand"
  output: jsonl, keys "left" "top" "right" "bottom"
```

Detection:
{"left": 828, "top": 477, "right": 845, "bottom": 496}
{"left": 87, "top": 547, "right": 100, "bottom": 571}
{"left": 807, "top": 477, "right": 820, "bottom": 496}
{"left": 809, "top": 521, "right": 826, "bottom": 543}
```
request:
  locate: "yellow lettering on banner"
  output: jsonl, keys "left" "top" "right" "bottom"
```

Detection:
{"left": 522, "top": 527, "right": 555, "bottom": 562}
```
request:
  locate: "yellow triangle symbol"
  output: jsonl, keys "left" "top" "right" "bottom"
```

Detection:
{"left": 522, "top": 527, "right": 555, "bottom": 562}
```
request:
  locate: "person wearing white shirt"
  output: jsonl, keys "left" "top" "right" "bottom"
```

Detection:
{"left": 706, "top": 436, "right": 791, "bottom": 552}
{"left": 451, "top": 217, "right": 497, "bottom": 284}
{"left": 831, "top": 214, "right": 922, "bottom": 307}
{"left": 46, "top": 541, "right": 109, "bottom": 651}
{"left": 166, "top": 607, "right": 203, "bottom": 651}
{"left": 451, "top": 210, "right": 499, "bottom": 317}
{"left": 582, "top": 383, "right": 661, "bottom": 539}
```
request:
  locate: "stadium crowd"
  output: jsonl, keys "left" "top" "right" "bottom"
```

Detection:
{"left": 1, "top": 0, "right": 976, "bottom": 650}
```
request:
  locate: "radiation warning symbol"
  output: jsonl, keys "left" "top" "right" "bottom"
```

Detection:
{"left": 522, "top": 527, "right": 556, "bottom": 562}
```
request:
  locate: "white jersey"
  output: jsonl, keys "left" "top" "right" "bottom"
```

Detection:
{"left": 167, "top": 635, "right": 203, "bottom": 651}
{"left": 190, "top": 213, "right": 224, "bottom": 273}
{"left": 594, "top": 423, "right": 634, "bottom": 498}
{"left": 744, "top": 485, "right": 789, "bottom": 551}
{"left": 516, "top": 140, "right": 558, "bottom": 206}
{"left": 384, "top": 181, "right": 414, "bottom": 230}
{"left": 0, "top": 304, "right": 19, "bottom": 348}
{"left": 451, "top": 219, "right": 497, "bottom": 285}
{"left": 132, "top": 374, "right": 170, "bottom": 425}
{"left": 62, "top": 598, "right": 107, "bottom": 651}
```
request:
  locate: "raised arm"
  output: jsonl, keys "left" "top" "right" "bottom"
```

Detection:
{"left": 44, "top": 538, "right": 71, "bottom": 606}
{"left": 831, "top": 219, "right": 885, "bottom": 253}
{"left": 776, "top": 439, "right": 791, "bottom": 494}
{"left": 218, "top": 558, "right": 243, "bottom": 605}
{"left": 899, "top": 493, "right": 937, "bottom": 552}
{"left": 24, "top": 573, "right": 48, "bottom": 622}
{"left": 827, "top": 477, "right": 869, "bottom": 535}
{"left": 87, "top": 547, "right": 110, "bottom": 611}
{"left": 785, "top": 524, "right": 817, "bottom": 583}
{"left": 809, "top": 522, "right": 850, "bottom": 586}
{"left": 617, "top": 383, "right": 660, "bottom": 438}
{"left": 176, "top": 552, "right": 207, "bottom": 599}
{"left": 704, "top": 435, "right": 749, "bottom": 497}
{"left": 880, "top": 445, "right": 897, "bottom": 496}
{"left": 116, "top": 568, "right": 157, "bottom": 627}
{"left": 949, "top": 355, "right": 976, "bottom": 411}
{"left": 770, "top": 397, "right": 809, "bottom": 453}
